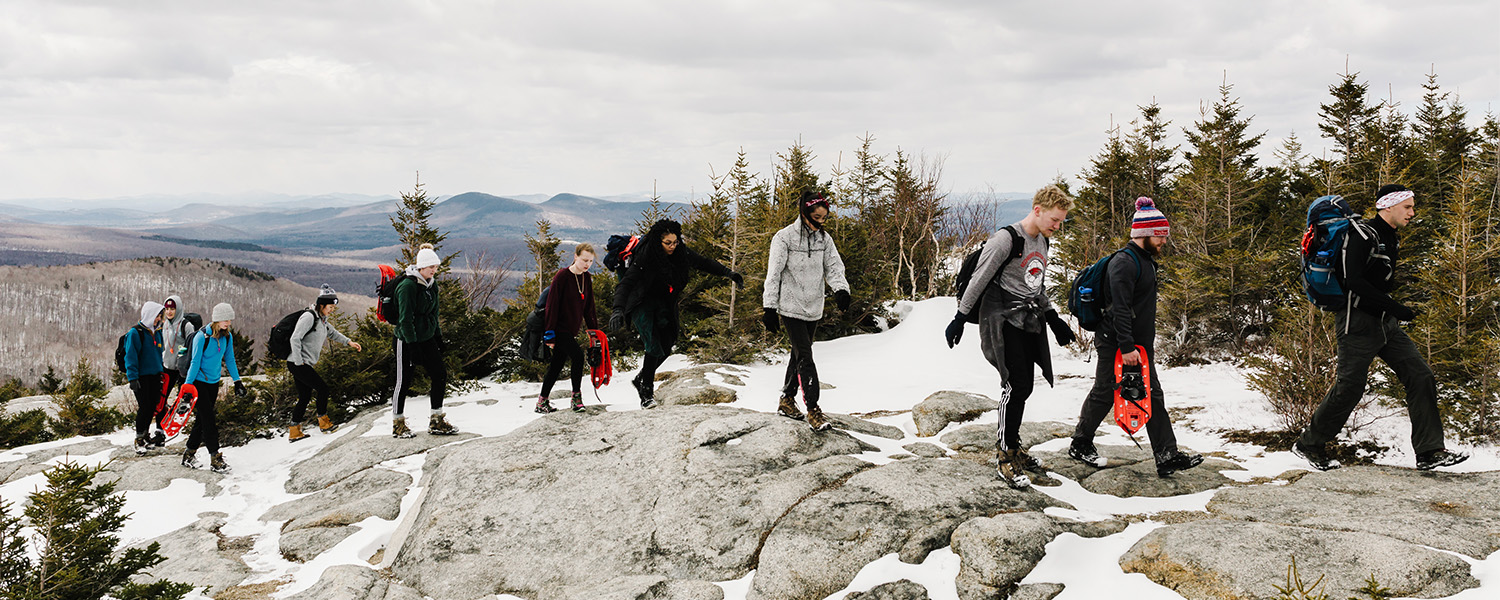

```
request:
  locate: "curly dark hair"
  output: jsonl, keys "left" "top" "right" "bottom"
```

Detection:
{"left": 639, "top": 219, "right": 685, "bottom": 266}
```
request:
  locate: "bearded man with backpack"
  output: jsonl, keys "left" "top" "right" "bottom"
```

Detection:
{"left": 1066, "top": 197, "right": 1202, "bottom": 477}
{"left": 943, "top": 185, "right": 1075, "bottom": 488}
{"left": 1294, "top": 184, "right": 1467, "bottom": 471}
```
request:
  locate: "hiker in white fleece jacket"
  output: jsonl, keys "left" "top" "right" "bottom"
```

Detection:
{"left": 762, "top": 190, "right": 850, "bottom": 432}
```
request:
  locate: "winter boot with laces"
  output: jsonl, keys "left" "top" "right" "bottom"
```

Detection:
{"left": 776, "top": 396, "right": 805, "bottom": 421}
{"left": 1416, "top": 448, "right": 1469, "bottom": 471}
{"left": 392, "top": 416, "right": 415, "bottom": 439}
{"left": 429, "top": 412, "right": 458, "bottom": 435}
{"left": 1155, "top": 449, "right": 1204, "bottom": 477}
{"left": 535, "top": 394, "right": 557, "bottom": 414}
{"left": 181, "top": 447, "right": 201, "bottom": 469}
{"left": 997, "top": 449, "right": 1032, "bottom": 489}
{"left": 1067, "top": 441, "right": 1108, "bottom": 468}
{"left": 317, "top": 414, "right": 338, "bottom": 434}
{"left": 1015, "top": 448, "right": 1045, "bottom": 473}
{"left": 288, "top": 424, "right": 309, "bottom": 443}
{"left": 570, "top": 391, "right": 585, "bottom": 413}
{"left": 134, "top": 434, "right": 151, "bottom": 456}
{"left": 150, "top": 427, "right": 166, "bottom": 448}
{"left": 805, "top": 407, "right": 831, "bottom": 432}
{"left": 209, "top": 452, "right": 231, "bottom": 474}
{"left": 1292, "top": 438, "right": 1341, "bottom": 471}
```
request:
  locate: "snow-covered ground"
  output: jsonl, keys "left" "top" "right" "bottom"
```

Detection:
{"left": 2, "top": 297, "right": 1496, "bottom": 599}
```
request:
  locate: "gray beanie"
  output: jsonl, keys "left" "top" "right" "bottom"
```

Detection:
{"left": 316, "top": 284, "right": 338, "bottom": 306}
{"left": 211, "top": 302, "right": 235, "bottom": 322}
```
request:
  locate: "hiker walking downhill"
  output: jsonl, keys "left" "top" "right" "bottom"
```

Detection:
{"left": 763, "top": 190, "right": 851, "bottom": 432}
{"left": 1294, "top": 184, "right": 1468, "bottom": 471}
{"left": 1067, "top": 197, "right": 1203, "bottom": 477}
{"left": 287, "top": 285, "right": 363, "bottom": 442}
{"left": 181, "top": 302, "right": 246, "bottom": 473}
{"left": 945, "top": 185, "right": 1077, "bottom": 488}
{"left": 153, "top": 295, "right": 192, "bottom": 446}
{"left": 126, "top": 301, "right": 166, "bottom": 455}
{"left": 537, "top": 243, "right": 601, "bottom": 413}
{"left": 611, "top": 219, "right": 743, "bottom": 408}
{"left": 391, "top": 243, "right": 456, "bottom": 438}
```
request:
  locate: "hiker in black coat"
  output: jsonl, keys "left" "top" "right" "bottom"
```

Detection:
{"left": 610, "top": 219, "right": 742, "bottom": 407}
{"left": 1068, "top": 197, "right": 1202, "bottom": 477}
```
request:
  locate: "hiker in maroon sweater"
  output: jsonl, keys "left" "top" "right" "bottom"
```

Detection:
{"left": 538, "top": 243, "right": 600, "bottom": 413}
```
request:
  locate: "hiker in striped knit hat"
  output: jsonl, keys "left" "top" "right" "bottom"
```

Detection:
{"left": 1067, "top": 197, "right": 1204, "bottom": 477}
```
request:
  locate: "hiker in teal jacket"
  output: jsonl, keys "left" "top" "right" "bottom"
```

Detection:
{"left": 126, "top": 301, "right": 166, "bottom": 455}
{"left": 390, "top": 243, "right": 455, "bottom": 438}
{"left": 181, "top": 302, "right": 245, "bottom": 474}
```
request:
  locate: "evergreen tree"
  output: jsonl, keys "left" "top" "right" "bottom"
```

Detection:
{"left": 389, "top": 175, "right": 454, "bottom": 273}
{"left": 50, "top": 356, "right": 126, "bottom": 439}
{"left": 634, "top": 182, "right": 682, "bottom": 234}
{"left": 683, "top": 150, "right": 771, "bottom": 362}
{"left": 1314, "top": 71, "right": 1382, "bottom": 205}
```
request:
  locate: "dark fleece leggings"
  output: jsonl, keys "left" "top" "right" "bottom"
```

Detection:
{"left": 132, "top": 373, "right": 162, "bottom": 437}
{"left": 780, "top": 316, "right": 821, "bottom": 409}
{"left": 541, "top": 336, "right": 585, "bottom": 398}
{"left": 185, "top": 381, "right": 220, "bottom": 454}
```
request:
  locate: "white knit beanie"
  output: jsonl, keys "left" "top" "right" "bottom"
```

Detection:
{"left": 415, "top": 247, "right": 441, "bottom": 269}
{"left": 211, "top": 302, "right": 235, "bottom": 322}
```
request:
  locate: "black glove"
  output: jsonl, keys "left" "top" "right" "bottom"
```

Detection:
{"left": 436, "top": 336, "right": 448, "bottom": 353}
{"left": 834, "top": 289, "right": 851, "bottom": 311}
{"left": 762, "top": 308, "right": 780, "bottom": 334}
{"left": 729, "top": 271, "right": 744, "bottom": 289}
{"left": 945, "top": 312, "right": 966, "bottom": 348}
{"left": 1046, "top": 310, "right": 1076, "bottom": 346}
{"left": 608, "top": 312, "right": 626, "bottom": 334}
{"left": 233, "top": 380, "right": 247, "bottom": 397}
{"left": 1393, "top": 305, "right": 1417, "bottom": 322}
{"left": 128, "top": 379, "right": 140, "bottom": 392}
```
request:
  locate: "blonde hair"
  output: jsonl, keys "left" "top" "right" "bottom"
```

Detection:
{"left": 1033, "top": 185, "right": 1074, "bottom": 211}
{"left": 575, "top": 242, "right": 596, "bottom": 257}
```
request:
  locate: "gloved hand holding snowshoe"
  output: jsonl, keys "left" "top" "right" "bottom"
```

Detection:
{"left": 1045, "top": 310, "right": 1076, "bottom": 346}
{"left": 762, "top": 308, "right": 780, "bottom": 334}
{"left": 944, "top": 311, "right": 966, "bottom": 348}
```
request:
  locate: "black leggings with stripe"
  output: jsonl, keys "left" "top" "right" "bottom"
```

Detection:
{"left": 392, "top": 337, "right": 446, "bottom": 417}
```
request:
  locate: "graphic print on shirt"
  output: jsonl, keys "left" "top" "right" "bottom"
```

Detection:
{"left": 1022, "top": 251, "right": 1047, "bottom": 292}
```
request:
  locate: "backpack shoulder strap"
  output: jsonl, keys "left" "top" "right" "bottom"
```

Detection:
{"left": 997, "top": 225, "right": 1025, "bottom": 269}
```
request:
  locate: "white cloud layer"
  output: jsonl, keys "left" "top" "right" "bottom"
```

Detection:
{"left": 0, "top": 0, "right": 1495, "bottom": 201}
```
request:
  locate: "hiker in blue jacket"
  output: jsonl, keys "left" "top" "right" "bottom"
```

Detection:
{"left": 1294, "top": 184, "right": 1467, "bottom": 471}
{"left": 763, "top": 190, "right": 850, "bottom": 432}
{"left": 181, "top": 302, "right": 246, "bottom": 474}
{"left": 126, "top": 301, "right": 166, "bottom": 455}
{"left": 1067, "top": 198, "right": 1202, "bottom": 477}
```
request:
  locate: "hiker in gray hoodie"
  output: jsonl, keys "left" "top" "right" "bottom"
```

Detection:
{"left": 286, "top": 285, "right": 363, "bottom": 442}
{"left": 155, "top": 295, "right": 188, "bottom": 447}
{"left": 763, "top": 190, "right": 850, "bottom": 432}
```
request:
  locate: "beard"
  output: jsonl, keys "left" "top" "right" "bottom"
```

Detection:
{"left": 1142, "top": 237, "right": 1167, "bottom": 256}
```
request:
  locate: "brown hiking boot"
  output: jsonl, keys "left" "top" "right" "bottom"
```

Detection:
{"left": 806, "top": 407, "right": 831, "bottom": 432}
{"left": 317, "top": 415, "right": 338, "bottom": 433}
{"left": 777, "top": 396, "right": 805, "bottom": 421}
{"left": 288, "top": 424, "right": 308, "bottom": 443}
{"left": 1015, "top": 448, "right": 1044, "bottom": 473}
{"left": 997, "top": 449, "right": 1032, "bottom": 489}
{"left": 429, "top": 412, "right": 458, "bottom": 435}
{"left": 392, "top": 416, "right": 415, "bottom": 439}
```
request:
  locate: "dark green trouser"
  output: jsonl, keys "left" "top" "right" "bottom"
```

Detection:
{"left": 1300, "top": 310, "right": 1446, "bottom": 454}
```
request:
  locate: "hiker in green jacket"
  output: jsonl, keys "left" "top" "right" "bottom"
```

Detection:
{"left": 390, "top": 243, "right": 456, "bottom": 439}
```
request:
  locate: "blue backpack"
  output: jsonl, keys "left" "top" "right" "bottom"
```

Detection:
{"left": 1300, "top": 195, "right": 1380, "bottom": 311}
{"left": 1067, "top": 247, "right": 1141, "bottom": 332}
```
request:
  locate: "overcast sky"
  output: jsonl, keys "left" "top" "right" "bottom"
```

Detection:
{"left": 1, "top": 0, "right": 1496, "bottom": 204}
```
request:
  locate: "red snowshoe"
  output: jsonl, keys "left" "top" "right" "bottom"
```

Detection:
{"left": 587, "top": 329, "right": 612, "bottom": 389}
{"left": 1113, "top": 345, "right": 1152, "bottom": 447}
{"left": 160, "top": 383, "right": 199, "bottom": 441}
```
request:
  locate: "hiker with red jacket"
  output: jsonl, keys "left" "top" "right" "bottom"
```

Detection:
{"left": 538, "top": 243, "right": 600, "bottom": 413}
{"left": 944, "top": 185, "right": 1075, "bottom": 488}
{"left": 763, "top": 190, "right": 850, "bottom": 432}
{"left": 287, "top": 285, "right": 362, "bottom": 442}
{"left": 126, "top": 301, "right": 166, "bottom": 455}
{"left": 1067, "top": 198, "right": 1202, "bottom": 477}
{"left": 610, "top": 219, "right": 742, "bottom": 408}
{"left": 391, "top": 244, "right": 456, "bottom": 438}
{"left": 1294, "top": 184, "right": 1467, "bottom": 471}
{"left": 181, "top": 302, "right": 246, "bottom": 474}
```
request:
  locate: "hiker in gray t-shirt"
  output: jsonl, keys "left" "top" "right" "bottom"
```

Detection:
{"left": 945, "top": 185, "right": 1076, "bottom": 489}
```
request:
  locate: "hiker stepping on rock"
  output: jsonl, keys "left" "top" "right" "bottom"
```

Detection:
{"left": 284, "top": 285, "right": 362, "bottom": 442}
{"left": 124, "top": 301, "right": 166, "bottom": 456}
{"left": 390, "top": 244, "right": 457, "bottom": 438}
{"left": 181, "top": 302, "right": 246, "bottom": 474}
{"left": 945, "top": 185, "right": 1077, "bottom": 489}
{"left": 537, "top": 243, "right": 600, "bottom": 414}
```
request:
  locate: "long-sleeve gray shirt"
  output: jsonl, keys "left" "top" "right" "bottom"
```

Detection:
{"left": 289, "top": 308, "right": 352, "bottom": 366}
{"left": 957, "top": 221, "right": 1055, "bottom": 317}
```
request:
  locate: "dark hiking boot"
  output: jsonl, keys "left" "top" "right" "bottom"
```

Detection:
{"left": 571, "top": 392, "right": 585, "bottom": 413}
{"left": 181, "top": 448, "right": 201, "bottom": 469}
{"left": 1416, "top": 448, "right": 1469, "bottom": 471}
{"left": 632, "top": 374, "right": 653, "bottom": 402}
{"left": 1068, "top": 441, "right": 1108, "bottom": 468}
{"left": 1015, "top": 448, "right": 1045, "bottom": 473}
{"left": 288, "top": 424, "right": 309, "bottom": 443}
{"left": 150, "top": 428, "right": 166, "bottom": 448}
{"left": 1155, "top": 450, "right": 1204, "bottom": 477}
{"left": 429, "top": 413, "right": 458, "bottom": 435}
{"left": 209, "top": 452, "right": 231, "bottom": 474}
{"left": 535, "top": 395, "right": 557, "bottom": 414}
{"left": 1292, "top": 439, "right": 1342, "bottom": 471}
{"left": 392, "top": 416, "right": 415, "bottom": 439}
{"left": 806, "top": 407, "right": 831, "bottom": 432}
{"left": 317, "top": 414, "right": 338, "bottom": 434}
{"left": 776, "top": 396, "right": 805, "bottom": 421}
{"left": 134, "top": 434, "right": 151, "bottom": 456}
{"left": 997, "top": 449, "right": 1032, "bottom": 489}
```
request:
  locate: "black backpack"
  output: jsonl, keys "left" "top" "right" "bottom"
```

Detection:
{"left": 602, "top": 234, "right": 642, "bottom": 273}
{"left": 519, "top": 288, "right": 551, "bottom": 362}
{"left": 952, "top": 225, "right": 1028, "bottom": 323}
{"left": 267, "top": 309, "right": 315, "bottom": 362}
{"left": 1067, "top": 247, "right": 1141, "bottom": 332}
{"left": 114, "top": 323, "right": 151, "bottom": 374}
{"left": 376, "top": 264, "right": 413, "bottom": 324}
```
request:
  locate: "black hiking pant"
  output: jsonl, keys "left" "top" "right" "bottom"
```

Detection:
{"left": 780, "top": 316, "right": 821, "bottom": 410}
{"left": 392, "top": 337, "right": 446, "bottom": 417}
{"left": 980, "top": 315, "right": 1042, "bottom": 452}
{"left": 633, "top": 303, "right": 677, "bottom": 388}
{"left": 541, "top": 335, "right": 585, "bottom": 398}
{"left": 1300, "top": 310, "right": 1446, "bottom": 454}
{"left": 132, "top": 373, "right": 162, "bottom": 437}
{"left": 287, "top": 362, "right": 329, "bottom": 422}
{"left": 1072, "top": 341, "right": 1178, "bottom": 461}
{"left": 186, "top": 381, "right": 220, "bottom": 454}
